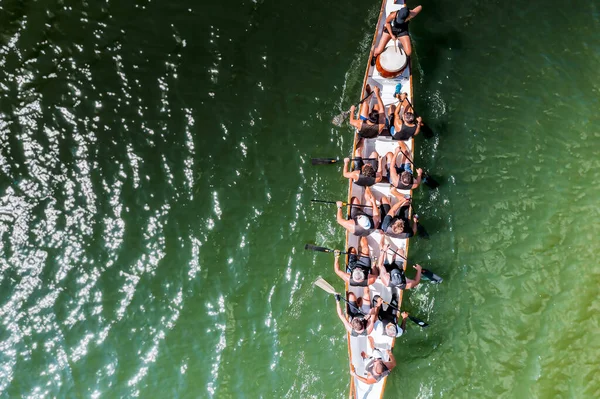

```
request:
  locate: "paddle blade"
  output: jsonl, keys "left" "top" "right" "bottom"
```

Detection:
{"left": 314, "top": 276, "right": 338, "bottom": 295}
{"left": 422, "top": 268, "right": 443, "bottom": 284}
{"left": 421, "top": 123, "right": 434, "bottom": 139}
{"left": 304, "top": 244, "right": 333, "bottom": 253}
{"left": 332, "top": 110, "right": 350, "bottom": 126}
{"left": 311, "top": 158, "right": 338, "bottom": 165}
{"left": 417, "top": 223, "right": 430, "bottom": 240}
{"left": 423, "top": 174, "right": 440, "bottom": 189}
{"left": 408, "top": 315, "right": 429, "bottom": 328}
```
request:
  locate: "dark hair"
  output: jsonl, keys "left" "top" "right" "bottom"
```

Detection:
{"left": 401, "top": 171, "right": 412, "bottom": 186}
{"left": 403, "top": 112, "right": 415, "bottom": 123}
{"left": 362, "top": 164, "right": 376, "bottom": 178}
{"left": 351, "top": 317, "right": 366, "bottom": 331}
{"left": 368, "top": 110, "right": 379, "bottom": 124}
{"left": 374, "top": 361, "right": 385, "bottom": 374}
{"left": 391, "top": 219, "right": 405, "bottom": 234}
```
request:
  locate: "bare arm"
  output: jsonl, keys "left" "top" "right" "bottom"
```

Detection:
{"left": 385, "top": 13, "right": 397, "bottom": 40}
{"left": 389, "top": 148, "right": 401, "bottom": 186}
{"left": 364, "top": 187, "right": 380, "bottom": 227}
{"left": 413, "top": 116, "right": 422, "bottom": 136}
{"left": 378, "top": 245, "right": 391, "bottom": 286}
{"left": 407, "top": 6, "right": 422, "bottom": 21}
{"left": 336, "top": 201, "right": 355, "bottom": 232}
{"left": 334, "top": 252, "right": 350, "bottom": 283}
{"left": 349, "top": 105, "right": 361, "bottom": 130}
{"left": 386, "top": 350, "right": 397, "bottom": 370}
{"left": 373, "top": 87, "right": 386, "bottom": 127}
{"left": 351, "top": 365, "right": 378, "bottom": 385}
{"left": 343, "top": 158, "right": 359, "bottom": 181}
{"left": 336, "top": 301, "right": 353, "bottom": 333}
{"left": 412, "top": 168, "right": 423, "bottom": 189}
{"left": 411, "top": 215, "right": 418, "bottom": 236}
{"left": 375, "top": 156, "right": 384, "bottom": 183}
{"left": 406, "top": 264, "right": 422, "bottom": 289}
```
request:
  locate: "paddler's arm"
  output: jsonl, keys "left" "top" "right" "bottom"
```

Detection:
{"left": 412, "top": 168, "right": 423, "bottom": 189}
{"left": 389, "top": 147, "right": 402, "bottom": 186}
{"left": 414, "top": 116, "right": 422, "bottom": 136}
{"left": 373, "top": 86, "right": 385, "bottom": 126}
{"left": 378, "top": 244, "right": 391, "bottom": 286}
{"left": 333, "top": 250, "right": 350, "bottom": 283}
{"left": 366, "top": 309, "right": 377, "bottom": 335}
{"left": 411, "top": 215, "right": 418, "bottom": 237}
{"left": 335, "top": 298, "right": 353, "bottom": 333}
{"left": 407, "top": 6, "right": 422, "bottom": 21}
{"left": 385, "top": 12, "right": 397, "bottom": 41}
{"left": 386, "top": 349, "right": 397, "bottom": 370}
{"left": 335, "top": 201, "right": 355, "bottom": 232}
{"left": 375, "top": 155, "right": 385, "bottom": 183}
{"left": 406, "top": 264, "right": 422, "bottom": 289}
{"left": 387, "top": 188, "right": 406, "bottom": 216}
{"left": 342, "top": 158, "right": 359, "bottom": 181}
{"left": 365, "top": 186, "right": 380, "bottom": 227}
{"left": 349, "top": 105, "right": 361, "bottom": 130}
{"left": 351, "top": 365, "right": 378, "bottom": 385}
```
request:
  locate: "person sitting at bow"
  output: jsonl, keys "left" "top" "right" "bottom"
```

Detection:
{"left": 379, "top": 188, "right": 418, "bottom": 239}
{"left": 333, "top": 241, "right": 378, "bottom": 287}
{"left": 373, "top": 4, "right": 422, "bottom": 59}
{"left": 342, "top": 153, "right": 385, "bottom": 187}
{"left": 349, "top": 85, "right": 389, "bottom": 140}
{"left": 334, "top": 286, "right": 377, "bottom": 337}
{"left": 390, "top": 93, "right": 422, "bottom": 141}
{"left": 335, "top": 186, "right": 380, "bottom": 237}
{"left": 384, "top": 143, "right": 422, "bottom": 190}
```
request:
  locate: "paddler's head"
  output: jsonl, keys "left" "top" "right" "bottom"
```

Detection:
{"left": 401, "top": 171, "right": 413, "bottom": 186}
{"left": 351, "top": 268, "right": 366, "bottom": 284}
{"left": 373, "top": 360, "right": 386, "bottom": 375}
{"left": 368, "top": 110, "right": 379, "bottom": 124}
{"left": 391, "top": 219, "right": 405, "bottom": 234}
{"left": 385, "top": 322, "right": 398, "bottom": 337}
{"left": 361, "top": 163, "right": 376, "bottom": 178}
{"left": 403, "top": 111, "right": 415, "bottom": 124}
{"left": 351, "top": 317, "right": 366, "bottom": 333}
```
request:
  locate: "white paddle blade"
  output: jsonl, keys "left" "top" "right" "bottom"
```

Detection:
{"left": 314, "top": 276, "right": 338, "bottom": 295}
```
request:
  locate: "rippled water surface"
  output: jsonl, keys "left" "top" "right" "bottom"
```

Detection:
{"left": 1, "top": 0, "right": 599, "bottom": 398}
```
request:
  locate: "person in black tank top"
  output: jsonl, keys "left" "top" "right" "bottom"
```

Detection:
{"left": 373, "top": 5, "right": 423, "bottom": 59}
{"left": 335, "top": 187, "right": 381, "bottom": 237}
{"left": 334, "top": 286, "right": 376, "bottom": 337}
{"left": 342, "top": 153, "right": 385, "bottom": 187}
{"left": 377, "top": 245, "right": 422, "bottom": 290}
{"left": 332, "top": 239, "right": 378, "bottom": 287}
{"left": 384, "top": 143, "right": 423, "bottom": 190}
{"left": 349, "top": 85, "right": 389, "bottom": 140}
{"left": 391, "top": 93, "right": 422, "bottom": 140}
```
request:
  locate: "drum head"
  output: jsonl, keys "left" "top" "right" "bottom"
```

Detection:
{"left": 379, "top": 44, "right": 407, "bottom": 73}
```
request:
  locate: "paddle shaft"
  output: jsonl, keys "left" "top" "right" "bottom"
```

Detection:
{"left": 311, "top": 199, "right": 372, "bottom": 208}
{"left": 304, "top": 244, "right": 371, "bottom": 259}
{"left": 380, "top": 299, "right": 429, "bottom": 328}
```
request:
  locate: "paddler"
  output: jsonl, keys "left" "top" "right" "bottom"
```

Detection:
{"left": 372, "top": 295, "right": 410, "bottom": 339}
{"left": 377, "top": 244, "right": 422, "bottom": 290}
{"left": 350, "top": 347, "right": 397, "bottom": 384}
{"left": 390, "top": 92, "right": 422, "bottom": 140}
{"left": 334, "top": 286, "right": 377, "bottom": 337}
{"left": 342, "top": 154, "right": 385, "bottom": 187}
{"left": 335, "top": 186, "right": 380, "bottom": 237}
{"left": 379, "top": 187, "right": 419, "bottom": 239}
{"left": 333, "top": 243, "right": 378, "bottom": 287}
{"left": 349, "top": 85, "right": 390, "bottom": 139}
{"left": 384, "top": 143, "right": 423, "bottom": 190}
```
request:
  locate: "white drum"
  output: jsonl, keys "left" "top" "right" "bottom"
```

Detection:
{"left": 376, "top": 41, "right": 407, "bottom": 79}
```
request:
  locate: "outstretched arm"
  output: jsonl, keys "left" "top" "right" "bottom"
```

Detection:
{"left": 351, "top": 365, "right": 378, "bottom": 385}
{"left": 407, "top": 5, "right": 422, "bottom": 21}
{"left": 349, "top": 105, "right": 361, "bottom": 130}
{"left": 336, "top": 201, "right": 355, "bottom": 232}
{"left": 406, "top": 264, "right": 422, "bottom": 289}
{"left": 343, "top": 158, "right": 359, "bottom": 181}
{"left": 411, "top": 215, "right": 418, "bottom": 236}
{"left": 386, "top": 350, "right": 397, "bottom": 370}
{"left": 378, "top": 245, "right": 391, "bottom": 286}
{"left": 373, "top": 86, "right": 386, "bottom": 126}
{"left": 412, "top": 168, "right": 423, "bottom": 189}
{"left": 333, "top": 251, "right": 350, "bottom": 283}
{"left": 336, "top": 300, "right": 353, "bottom": 333}
{"left": 384, "top": 13, "right": 397, "bottom": 41}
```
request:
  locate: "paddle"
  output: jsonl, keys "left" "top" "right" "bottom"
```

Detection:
{"left": 314, "top": 276, "right": 366, "bottom": 315}
{"left": 304, "top": 244, "right": 371, "bottom": 260}
{"left": 332, "top": 91, "right": 374, "bottom": 126}
{"left": 385, "top": 247, "right": 443, "bottom": 284}
{"left": 379, "top": 299, "right": 429, "bottom": 328}
{"left": 311, "top": 199, "right": 372, "bottom": 208}
{"left": 396, "top": 147, "right": 440, "bottom": 189}
{"left": 311, "top": 157, "right": 377, "bottom": 166}
{"left": 402, "top": 97, "right": 434, "bottom": 139}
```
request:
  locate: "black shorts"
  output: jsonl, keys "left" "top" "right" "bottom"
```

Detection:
{"left": 348, "top": 300, "right": 363, "bottom": 319}
{"left": 383, "top": 27, "right": 410, "bottom": 38}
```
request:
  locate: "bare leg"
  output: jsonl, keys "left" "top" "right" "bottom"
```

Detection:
{"left": 361, "top": 285, "right": 371, "bottom": 307}
{"left": 399, "top": 35, "right": 412, "bottom": 57}
{"left": 348, "top": 292, "right": 358, "bottom": 302}
{"left": 374, "top": 32, "right": 392, "bottom": 57}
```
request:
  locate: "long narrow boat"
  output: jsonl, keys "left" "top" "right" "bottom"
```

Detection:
{"left": 345, "top": 1, "right": 415, "bottom": 398}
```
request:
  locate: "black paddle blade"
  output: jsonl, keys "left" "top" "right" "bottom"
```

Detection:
{"left": 421, "top": 268, "right": 443, "bottom": 284}
{"left": 420, "top": 123, "right": 434, "bottom": 139}
{"left": 304, "top": 244, "right": 333, "bottom": 253}
{"left": 409, "top": 315, "right": 429, "bottom": 328}
{"left": 417, "top": 223, "right": 430, "bottom": 239}
{"left": 311, "top": 158, "right": 338, "bottom": 165}
{"left": 423, "top": 174, "right": 440, "bottom": 189}
{"left": 332, "top": 110, "right": 350, "bottom": 126}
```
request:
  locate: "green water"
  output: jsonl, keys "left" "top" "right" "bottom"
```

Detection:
{"left": 1, "top": 0, "right": 599, "bottom": 398}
